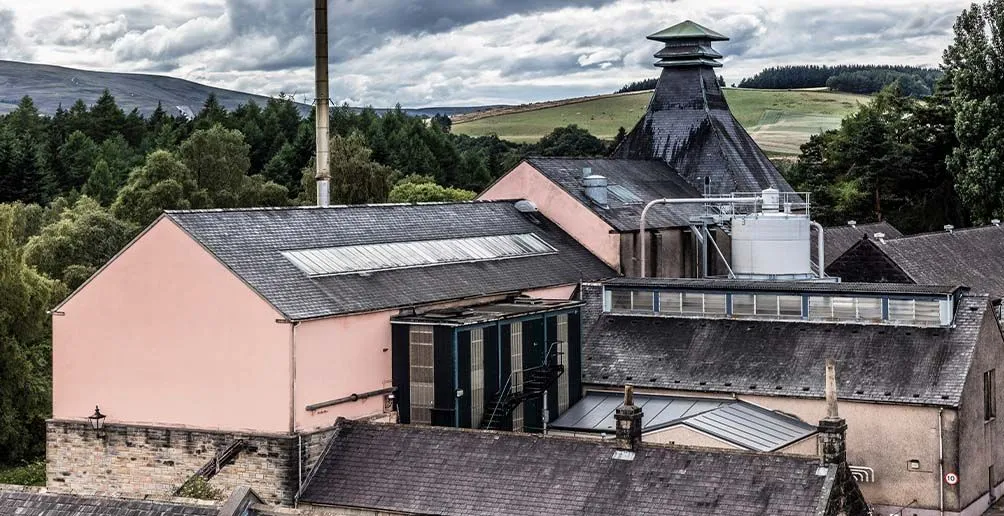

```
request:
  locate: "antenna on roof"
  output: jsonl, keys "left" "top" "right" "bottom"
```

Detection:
{"left": 314, "top": 0, "right": 331, "bottom": 207}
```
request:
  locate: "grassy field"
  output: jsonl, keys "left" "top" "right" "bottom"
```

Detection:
{"left": 452, "top": 88, "right": 868, "bottom": 155}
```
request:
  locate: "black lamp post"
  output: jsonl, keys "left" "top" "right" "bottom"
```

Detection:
{"left": 87, "top": 405, "right": 106, "bottom": 436}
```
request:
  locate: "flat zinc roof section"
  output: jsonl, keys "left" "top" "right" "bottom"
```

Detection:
{"left": 551, "top": 391, "right": 816, "bottom": 452}
{"left": 282, "top": 233, "right": 557, "bottom": 277}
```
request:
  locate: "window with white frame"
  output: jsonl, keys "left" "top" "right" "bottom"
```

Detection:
{"left": 470, "top": 328, "right": 485, "bottom": 427}
{"left": 556, "top": 315, "right": 570, "bottom": 414}
{"left": 409, "top": 327, "right": 435, "bottom": 425}
{"left": 510, "top": 322, "right": 524, "bottom": 432}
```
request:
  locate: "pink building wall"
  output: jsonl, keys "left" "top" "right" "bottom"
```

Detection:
{"left": 293, "top": 283, "right": 578, "bottom": 431}
{"left": 53, "top": 218, "right": 292, "bottom": 433}
{"left": 480, "top": 162, "right": 621, "bottom": 269}
{"left": 54, "top": 213, "right": 582, "bottom": 435}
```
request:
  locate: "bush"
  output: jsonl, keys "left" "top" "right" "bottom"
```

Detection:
{"left": 176, "top": 476, "right": 223, "bottom": 500}
{"left": 0, "top": 461, "right": 46, "bottom": 486}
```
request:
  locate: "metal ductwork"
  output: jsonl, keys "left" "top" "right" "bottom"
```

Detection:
{"left": 314, "top": 0, "right": 331, "bottom": 207}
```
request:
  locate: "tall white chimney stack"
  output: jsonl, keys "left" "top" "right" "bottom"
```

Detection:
{"left": 314, "top": 0, "right": 331, "bottom": 207}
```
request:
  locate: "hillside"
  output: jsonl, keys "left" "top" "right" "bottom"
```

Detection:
{"left": 0, "top": 60, "right": 498, "bottom": 119}
{"left": 452, "top": 88, "right": 869, "bottom": 155}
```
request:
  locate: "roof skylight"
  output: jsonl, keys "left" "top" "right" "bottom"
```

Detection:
{"left": 282, "top": 233, "right": 557, "bottom": 277}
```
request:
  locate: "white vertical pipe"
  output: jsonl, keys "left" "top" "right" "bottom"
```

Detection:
{"left": 314, "top": 0, "right": 331, "bottom": 207}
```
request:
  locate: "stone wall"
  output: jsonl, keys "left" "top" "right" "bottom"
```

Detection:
{"left": 46, "top": 420, "right": 338, "bottom": 506}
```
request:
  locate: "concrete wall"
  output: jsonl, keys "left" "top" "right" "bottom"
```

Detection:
{"left": 598, "top": 386, "right": 958, "bottom": 512}
{"left": 53, "top": 217, "right": 291, "bottom": 433}
{"left": 479, "top": 161, "right": 621, "bottom": 269}
{"left": 956, "top": 307, "right": 1004, "bottom": 511}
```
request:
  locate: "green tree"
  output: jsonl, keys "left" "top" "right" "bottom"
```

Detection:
{"left": 533, "top": 125, "right": 608, "bottom": 157}
{"left": 56, "top": 131, "right": 100, "bottom": 193}
{"left": 87, "top": 89, "right": 126, "bottom": 142}
{"left": 82, "top": 160, "right": 118, "bottom": 206}
{"left": 194, "top": 93, "right": 228, "bottom": 130}
{"left": 0, "top": 127, "right": 46, "bottom": 204}
{"left": 178, "top": 125, "right": 251, "bottom": 207}
{"left": 298, "top": 133, "right": 393, "bottom": 205}
{"left": 943, "top": 0, "right": 1004, "bottom": 222}
{"left": 112, "top": 150, "right": 208, "bottom": 227}
{"left": 388, "top": 181, "right": 476, "bottom": 203}
{"left": 238, "top": 174, "right": 290, "bottom": 207}
{"left": 7, "top": 96, "right": 44, "bottom": 140}
{"left": 0, "top": 203, "right": 65, "bottom": 463}
{"left": 24, "top": 196, "right": 137, "bottom": 290}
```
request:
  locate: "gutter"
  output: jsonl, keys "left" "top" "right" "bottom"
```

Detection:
{"left": 939, "top": 407, "right": 944, "bottom": 516}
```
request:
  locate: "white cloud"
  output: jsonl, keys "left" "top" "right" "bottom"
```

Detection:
{"left": 0, "top": 0, "right": 972, "bottom": 107}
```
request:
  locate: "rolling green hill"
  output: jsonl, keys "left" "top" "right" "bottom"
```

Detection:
{"left": 452, "top": 88, "right": 869, "bottom": 155}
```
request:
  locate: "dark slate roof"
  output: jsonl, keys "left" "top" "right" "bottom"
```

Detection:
{"left": 877, "top": 225, "right": 1004, "bottom": 300}
{"left": 524, "top": 157, "right": 703, "bottom": 231}
{"left": 0, "top": 490, "right": 218, "bottom": 516}
{"left": 165, "top": 202, "right": 615, "bottom": 320}
{"left": 818, "top": 222, "right": 903, "bottom": 267}
{"left": 583, "top": 295, "right": 990, "bottom": 407}
{"left": 606, "top": 277, "right": 960, "bottom": 297}
{"left": 649, "top": 20, "right": 729, "bottom": 42}
{"left": 299, "top": 420, "right": 833, "bottom": 516}
{"left": 614, "top": 65, "right": 794, "bottom": 196}
{"left": 551, "top": 391, "right": 817, "bottom": 452}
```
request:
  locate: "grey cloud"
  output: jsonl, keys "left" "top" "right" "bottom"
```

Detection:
{"left": 0, "top": 8, "right": 32, "bottom": 60}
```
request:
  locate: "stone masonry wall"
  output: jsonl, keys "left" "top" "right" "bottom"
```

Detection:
{"left": 46, "top": 420, "right": 337, "bottom": 506}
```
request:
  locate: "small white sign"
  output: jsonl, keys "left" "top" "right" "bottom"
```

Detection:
{"left": 945, "top": 473, "right": 959, "bottom": 485}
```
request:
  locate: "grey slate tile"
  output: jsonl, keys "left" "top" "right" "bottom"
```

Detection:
{"left": 0, "top": 491, "right": 218, "bottom": 516}
{"left": 299, "top": 420, "right": 830, "bottom": 516}
{"left": 165, "top": 201, "right": 615, "bottom": 320}
{"left": 582, "top": 295, "right": 988, "bottom": 407}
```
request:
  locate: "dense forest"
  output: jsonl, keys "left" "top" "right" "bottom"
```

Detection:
{"left": 738, "top": 65, "right": 942, "bottom": 96}
{"left": 0, "top": 89, "right": 611, "bottom": 471}
{"left": 783, "top": 0, "right": 1003, "bottom": 233}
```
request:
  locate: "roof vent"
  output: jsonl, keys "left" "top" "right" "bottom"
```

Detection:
{"left": 847, "top": 220, "right": 857, "bottom": 227}
{"left": 584, "top": 174, "right": 609, "bottom": 207}
{"left": 514, "top": 200, "right": 538, "bottom": 213}
{"left": 761, "top": 187, "right": 780, "bottom": 213}
{"left": 581, "top": 167, "right": 593, "bottom": 180}
{"left": 993, "top": 219, "right": 1001, "bottom": 227}
{"left": 944, "top": 225, "right": 955, "bottom": 233}
{"left": 874, "top": 232, "right": 886, "bottom": 243}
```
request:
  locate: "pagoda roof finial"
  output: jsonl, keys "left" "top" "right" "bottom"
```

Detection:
{"left": 648, "top": 20, "right": 729, "bottom": 42}
{"left": 648, "top": 20, "right": 729, "bottom": 69}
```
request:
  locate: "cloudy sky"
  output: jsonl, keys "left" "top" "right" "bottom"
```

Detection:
{"left": 0, "top": 0, "right": 969, "bottom": 108}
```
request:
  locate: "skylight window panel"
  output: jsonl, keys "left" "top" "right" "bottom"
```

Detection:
{"left": 778, "top": 295, "right": 803, "bottom": 318}
{"left": 704, "top": 294, "right": 727, "bottom": 314}
{"left": 281, "top": 233, "right": 557, "bottom": 276}
{"left": 659, "top": 292, "right": 682, "bottom": 313}
{"left": 607, "top": 184, "right": 643, "bottom": 204}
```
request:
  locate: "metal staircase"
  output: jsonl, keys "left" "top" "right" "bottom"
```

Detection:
{"left": 173, "top": 439, "right": 247, "bottom": 495}
{"left": 480, "top": 363, "right": 564, "bottom": 431}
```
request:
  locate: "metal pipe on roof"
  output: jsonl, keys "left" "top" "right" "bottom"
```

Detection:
{"left": 638, "top": 197, "right": 759, "bottom": 278}
{"left": 314, "top": 0, "right": 331, "bottom": 207}
{"left": 811, "top": 221, "right": 825, "bottom": 278}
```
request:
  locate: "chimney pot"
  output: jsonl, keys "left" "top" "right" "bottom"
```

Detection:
{"left": 581, "top": 167, "right": 593, "bottom": 180}
{"left": 614, "top": 385, "right": 643, "bottom": 452}
{"left": 819, "top": 359, "right": 847, "bottom": 467}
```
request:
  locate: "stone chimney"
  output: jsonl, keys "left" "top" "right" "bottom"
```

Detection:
{"left": 614, "top": 385, "right": 643, "bottom": 451}
{"left": 819, "top": 359, "right": 847, "bottom": 466}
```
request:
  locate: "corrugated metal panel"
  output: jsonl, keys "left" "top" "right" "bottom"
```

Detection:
{"left": 551, "top": 392, "right": 816, "bottom": 452}
{"left": 685, "top": 403, "right": 816, "bottom": 452}
{"left": 282, "top": 233, "right": 557, "bottom": 277}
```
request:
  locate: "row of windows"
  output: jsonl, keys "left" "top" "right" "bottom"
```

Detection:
{"left": 609, "top": 289, "right": 947, "bottom": 326}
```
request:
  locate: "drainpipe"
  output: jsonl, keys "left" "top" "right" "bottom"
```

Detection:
{"left": 810, "top": 221, "right": 825, "bottom": 278}
{"left": 939, "top": 407, "right": 944, "bottom": 516}
{"left": 314, "top": 0, "right": 331, "bottom": 206}
{"left": 639, "top": 197, "right": 760, "bottom": 278}
{"left": 287, "top": 321, "right": 300, "bottom": 434}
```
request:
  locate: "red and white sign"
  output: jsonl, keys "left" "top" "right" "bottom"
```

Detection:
{"left": 945, "top": 473, "right": 959, "bottom": 485}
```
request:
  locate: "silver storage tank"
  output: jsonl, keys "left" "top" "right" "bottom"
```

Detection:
{"left": 730, "top": 212, "right": 812, "bottom": 277}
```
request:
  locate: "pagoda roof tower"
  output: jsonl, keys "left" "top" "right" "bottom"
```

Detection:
{"left": 614, "top": 21, "right": 793, "bottom": 195}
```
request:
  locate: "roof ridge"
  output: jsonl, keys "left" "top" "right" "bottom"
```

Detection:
{"left": 339, "top": 419, "right": 819, "bottom": 462}
{"left": 165, "top": 199, "right": 513, "bottom": 215}
{"left": 884, "top": 224, "right": 1003, "bottom": 243}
